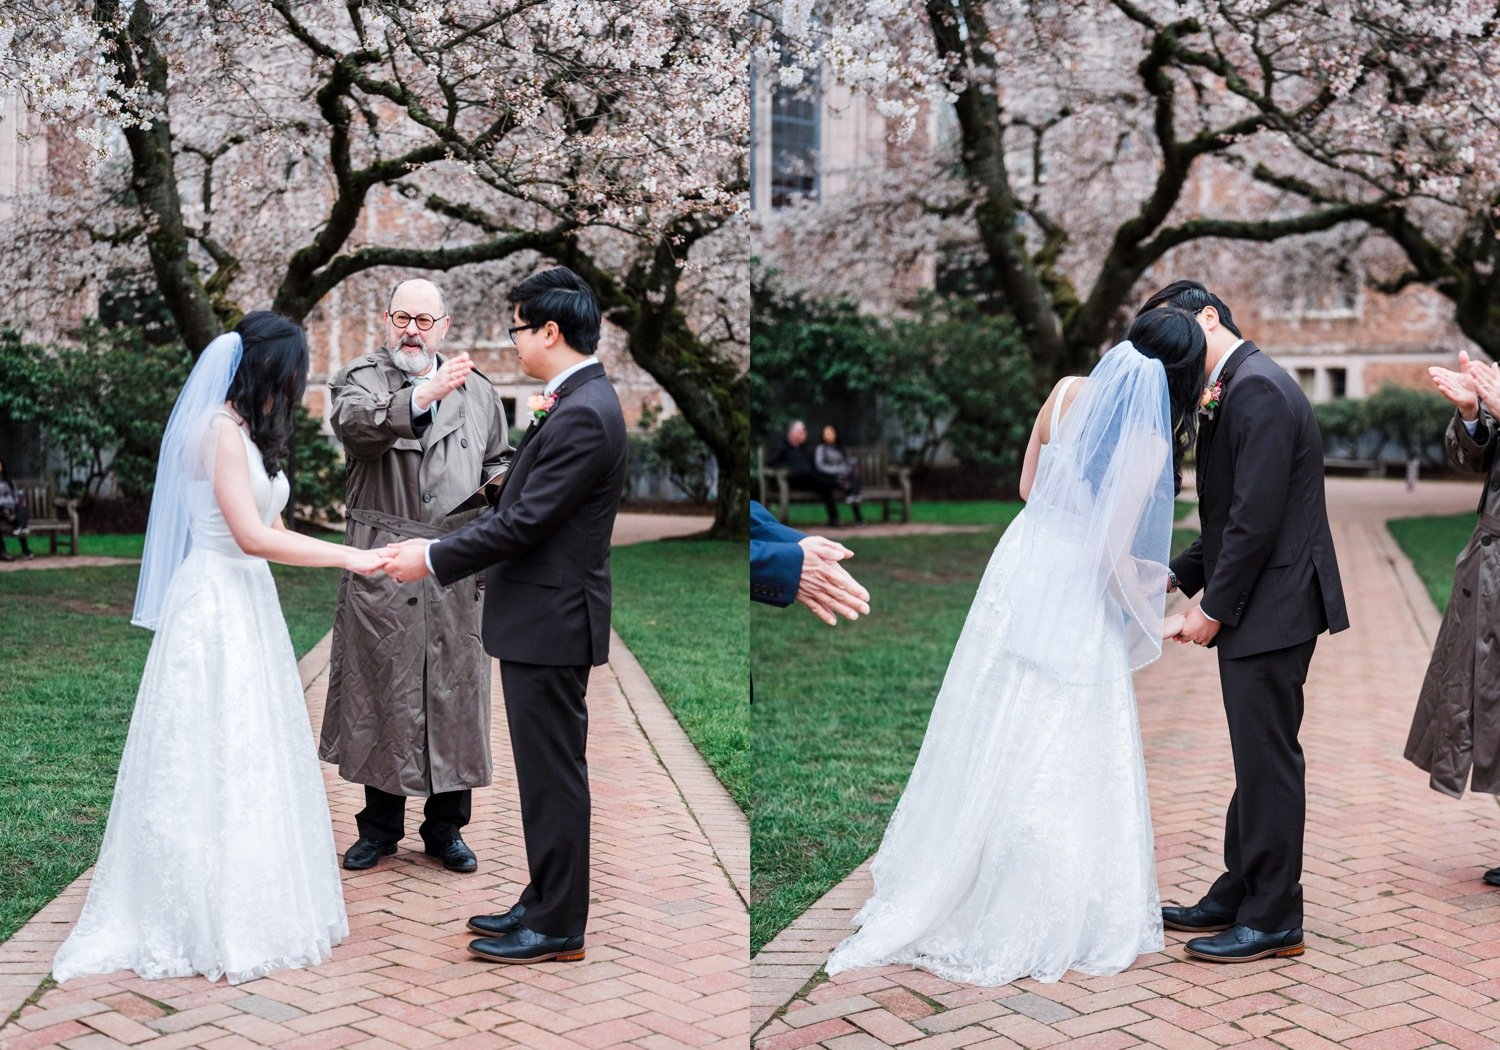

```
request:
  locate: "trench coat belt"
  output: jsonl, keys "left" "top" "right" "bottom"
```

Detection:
{"left": 1479, "top": 510, "right": 1500, "bottom": 538}
{"left": 347, "top": 508, "right": 453, "bottom": 541}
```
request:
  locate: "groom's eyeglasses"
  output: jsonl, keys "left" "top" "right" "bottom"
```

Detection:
{"left": 389, "top": 311, "right": 446, "bottom": 331}
{"left": 507, "top": 322, "right": 544, "bottom": 340}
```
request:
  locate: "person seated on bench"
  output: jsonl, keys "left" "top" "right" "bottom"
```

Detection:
{"left": 815, "top": 425, "right": 864, "bottom": 526}
{"left": 769, "top": 419, "right": 840, "bottom": 527}
{"left": 0, "top": 459, "right": 34, "bottom": 561}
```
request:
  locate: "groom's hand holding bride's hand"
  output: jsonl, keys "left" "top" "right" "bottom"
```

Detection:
{"left": 1172, "top": 604, "right": 1220, "bottom": 646}
{"left": 381, "top": 538, "right": 434, "bottom": 583}
{"left": 796, "top": 535, "right": 871, "bottom": 626}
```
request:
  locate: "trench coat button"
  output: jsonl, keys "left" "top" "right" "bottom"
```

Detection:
{"left": 461, "top": 438, "right": 469, "bottom": 448}
{"left": 423, "top": 492, "right": 432, "bottom": 504}
{"left": 1464, "top": 587, "right": 1473, "bottom": 598}
{"left": 1484, "top": 535, "right": 1494, "bottom": 547}
{"left": 407, "top": 596, "right": 418, "bottom": 606}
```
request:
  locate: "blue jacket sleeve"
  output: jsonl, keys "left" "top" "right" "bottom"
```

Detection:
{"left": 750, "top": 501, "right": 805, "bottom": 606}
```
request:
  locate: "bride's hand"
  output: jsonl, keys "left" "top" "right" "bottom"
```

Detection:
{"left": 345, "top": 548, "right": 386, "bottom": 576}
{"left": 1161, "top": 612, "right": 1185, "bottom": 640}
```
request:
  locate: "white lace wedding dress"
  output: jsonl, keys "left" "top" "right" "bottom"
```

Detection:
{"left": 53, "top": 421, "right": 348, "bottom": 985}
{"left": 827, "top": 379, "right": 1164, "bottom": 986}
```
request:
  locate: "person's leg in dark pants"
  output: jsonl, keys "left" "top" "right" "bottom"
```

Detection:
{"left": 420, "top": 789, "right": 473, "bottom": 848}
{"left": 499, "top": 660, "right": 592, "bottom": 938}
{"left": 356, "top": 785, "right": 408, "bottom": 844}
{"left": 1211, "top": 638, "right": 1317, "bottom": 931}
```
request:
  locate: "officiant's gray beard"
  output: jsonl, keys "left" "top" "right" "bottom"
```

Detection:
{"left": 388, "top": 341, "right": 434, "bottom": 376}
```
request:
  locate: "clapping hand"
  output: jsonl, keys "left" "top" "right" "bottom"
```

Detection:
{"left": 796, "top": 535, "right": 871, "bottom": 626}
{"left": 1430, "top": 350, "right": 1481, "bottom": 421}
{"left": 414, "top": 352, "right": 475, "bottom": 412}
{"left": 1466, "top": 357, "right": 1500, "bottom": 416}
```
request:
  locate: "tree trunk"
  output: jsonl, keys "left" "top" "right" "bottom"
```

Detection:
{"left": 96, "top": 0, "right": 226, "bottom": 357}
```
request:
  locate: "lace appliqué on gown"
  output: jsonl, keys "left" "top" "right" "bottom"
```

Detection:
{"left": 53, "top": 425, "right": 348, "bottom": 985}
{"left": 826, "top": 507, "right": 1164, "bottom": 985}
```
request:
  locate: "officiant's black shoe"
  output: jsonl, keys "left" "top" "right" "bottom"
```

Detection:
{"left": 468, "top": 926, "right": 585, "bottom": 964}
{"left": 1483, "top": 866, "right": 1500, "bottom": 887}
{"left": 467, "top": 904, "right": 527, "bottom": 936}
{"left": 1184, "top": 924, "right": 1304, "bottom": 963}
{"left": 424, "top": 837, "right": 477, "bottom": 872}
{"left": 1162, "top": 899, "right": 1236, "bottom": 933}
{"left": 343, "top": 837, "right": 397, "bottom": 870}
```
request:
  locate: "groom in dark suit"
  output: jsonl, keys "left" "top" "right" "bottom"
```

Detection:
{"left": 382, "top": 267, "right": 627, "bottom": 964}
{"left": 1141, "top": 281, "right": 1348, "bottom": 963}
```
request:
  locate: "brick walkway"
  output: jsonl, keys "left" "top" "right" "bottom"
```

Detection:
{"left": 753, "top": 476, "right": 1500, "bottom": 1049}
{"left": 0, "top": 513, "right": 747, "bottom": 1049}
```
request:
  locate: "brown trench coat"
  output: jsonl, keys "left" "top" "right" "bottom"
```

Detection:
{"left": 1405, "top": 409, "right": 1500, "bottom": 797}
{"left": 320, "top": 352, "right": 511, "bottom": 796}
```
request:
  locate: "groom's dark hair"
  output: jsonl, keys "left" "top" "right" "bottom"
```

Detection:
{"left": 1137, "top": 280, "right": 1243, "bottom": 339}
{"left": 511, "top": 267, "right": 602, "bottom": 354}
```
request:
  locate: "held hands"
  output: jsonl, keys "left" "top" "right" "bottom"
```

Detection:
{"left": 1169, "top": 604, "right": 1221, "bottom": 647}
{"left": 380, "top": 538, "right": 434, "bottom": 583}
{"left": 414, "top": 352, "right": 475, "bottom": 412}
{"left": 345, "top": 548, "right": 388, "bottom": 576}
{"left": 796, "top": 535, "right": 872, "bottom": 626}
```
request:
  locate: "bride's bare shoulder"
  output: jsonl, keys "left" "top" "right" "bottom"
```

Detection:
{"left": 1038, "top": 376, "right": 1087, "bottom": 442}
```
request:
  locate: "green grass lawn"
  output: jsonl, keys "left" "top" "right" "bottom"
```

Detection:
{"left": 611, "top": 540, "right": 748, "bottom": 809}
{"left": 0, "top": 561, "right": 341, "bottom": 945}
{"left": 1389, "top": 513, "right": 1475, "bottom": 614}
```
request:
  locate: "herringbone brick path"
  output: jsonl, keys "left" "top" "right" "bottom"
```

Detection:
{"left": 0, "top": 512, "right": 747, "bottom": 1050}
{"left": 753, "top": 476, "right": 1500, "bottom": 1049}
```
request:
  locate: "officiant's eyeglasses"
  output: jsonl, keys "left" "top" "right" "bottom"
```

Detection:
{"left": 389, "top": 311, "right": 447, "bottom": 331}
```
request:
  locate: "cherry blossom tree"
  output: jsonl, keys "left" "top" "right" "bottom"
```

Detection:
{"left": 758, "top": 0, "right": 1498, "bottom": 386}
{"left": 1, "top": 0, "right": 748, "bottom": 536}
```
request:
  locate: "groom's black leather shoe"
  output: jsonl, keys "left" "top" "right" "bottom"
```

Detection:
{"left": 424, "top": 837, "right": 478, "bottom": 873}
{"left": 343, "top": 837, "right": 397, "bottom": 870}
{"left": 1184, "top": 924, "right": 1304, "bottom": 962}
{"left": 468, "top": 926, "right": 585, "bottom": 964}
{"left": 1484, "top": 866, "right": 1500, "bottom": 887}
{"left": 1162, "top": 899, "right": 1236, "bottom": 933}
{"left": 467, "top": 903, "right": 527, "bottom": 936}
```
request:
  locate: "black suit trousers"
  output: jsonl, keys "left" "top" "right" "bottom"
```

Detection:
{"left": 1206, "top": 636, "right": 1317, "bottom": 932}
{"left": 356, "top": 785, "right": 471, "bottom": 847}
{"left": 500, "top": 660, "right": 592, "bottom": 938}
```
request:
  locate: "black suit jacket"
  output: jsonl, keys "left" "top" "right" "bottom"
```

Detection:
{"left": 1170, "top": 342, "right": 1348, "bottom": 659}
{"left": 429, "top": 362, "right": 627, "bottom": 667}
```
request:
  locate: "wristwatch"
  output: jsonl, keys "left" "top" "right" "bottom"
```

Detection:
{"left": 1166, "top": 569, "right": 1180, "bottom": 593}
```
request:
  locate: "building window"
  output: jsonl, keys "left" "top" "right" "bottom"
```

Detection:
{"left": 1329, "top": 368, "right": 1348, "bottom": 399}
{"left": 1296, "top": 368, "right": 1316, "bottom": 397}
{"left": 770, "top": 75, "right": 820, "bottom": 207}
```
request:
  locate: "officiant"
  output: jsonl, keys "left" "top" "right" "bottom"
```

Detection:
{"left": 322, "top": 277, "right": 512, "bottom": 874}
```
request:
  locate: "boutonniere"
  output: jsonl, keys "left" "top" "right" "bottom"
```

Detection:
{"left": 1199, "top": 379, "right": 1223, "bottom": 419}
{"left": 528, "top": 392, "right": 558, "bottom": 421}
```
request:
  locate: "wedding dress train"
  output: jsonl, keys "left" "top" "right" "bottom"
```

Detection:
{"left": 828, "top": 368, "right": 1167, "bottom": 985}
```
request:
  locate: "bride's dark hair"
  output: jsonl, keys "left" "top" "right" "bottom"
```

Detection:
{"left": 1125, "top": 307, "right": 1206, "bottom": 494}
{"left": 228, "top": 311, "right": 308, "bottom": 478}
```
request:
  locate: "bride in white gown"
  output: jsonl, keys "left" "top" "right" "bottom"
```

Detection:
{"left": 827, "top": 308, "right": 1208, "bottom": 985}
{"left": 53, "top": 313, "right": 384, "bottom": 985}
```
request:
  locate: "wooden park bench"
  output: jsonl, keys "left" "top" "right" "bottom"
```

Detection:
{"left": 5, "top": 478, "right": 80, "bottom": 555}
{"left": 757, "top": 445, "right": 913, "bottom": 524}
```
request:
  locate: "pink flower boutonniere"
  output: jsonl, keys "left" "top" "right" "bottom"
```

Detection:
{"left": 1200, "top": 379, "right": 1223, "bottom": 419}
{"left": 528, "top": 392, "right": 558, "bottom": 421}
